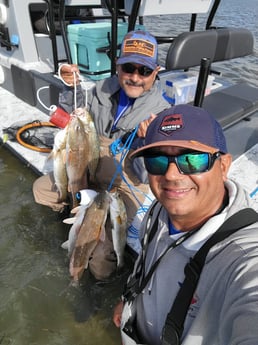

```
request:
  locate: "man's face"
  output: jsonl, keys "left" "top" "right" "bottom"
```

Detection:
{"left": 116, "top": 63, "right": 160, "bottom": 98}
{"left": 147, "top": 146, "right": 232, "bottom": 230}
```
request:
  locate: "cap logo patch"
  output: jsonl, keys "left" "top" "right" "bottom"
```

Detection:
{"left": 159, "top": 114, "right": 183, "bottom": 136}
{"left": 123, "top": 38, "right": 155, "bottom": 57}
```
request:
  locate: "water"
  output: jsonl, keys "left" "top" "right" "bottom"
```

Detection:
{"left": 0, "top": 146, "right": 129, "bottom": 344}
{"left": 0, "top": 0, "right": 257, "bottom": 344}
{"left": 145, "top": 0, "right": 258, "bottom": 87}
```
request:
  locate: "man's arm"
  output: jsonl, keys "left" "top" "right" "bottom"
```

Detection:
{"left": 113, "top": 300, "right": 124, "bottom": 328}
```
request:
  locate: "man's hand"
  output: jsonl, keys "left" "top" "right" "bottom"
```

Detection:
{"left": 137, "top": 113, "right": 157, "bottom": 138}
{"left": 113, "top": 300, "right": 124, "bottom": 328}
{"left": 59, "top": 64, "right": 80, "bottom": 87}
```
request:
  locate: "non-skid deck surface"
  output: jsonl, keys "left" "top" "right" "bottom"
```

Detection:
{"left": 0, "top": 87, "right": 53, "bottom": 176}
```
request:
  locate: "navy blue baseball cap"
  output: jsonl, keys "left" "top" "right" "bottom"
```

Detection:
{"left": 131, "top": 104, "right": 228, "bottom": 158}
{"left": 116, "top": 30, "right": 158, "bottom": 70}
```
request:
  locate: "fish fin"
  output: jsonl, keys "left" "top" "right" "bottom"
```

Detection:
{"left": 99, "top": 225, "right": 106, "bottom": 242}
{"left": 61, "top": 240, "right": 69, "bottom": 249}
{"left": 61, "top": 148, "right": 67, "bottom": 164}
{"left": 63, "top": 217, "right": 76, "bottom": 224}
{"left": 71, "top": 205, "right": 81, "bottom": 214}
{"left": 69, "top": 280, "right": 79, "bottom": 289}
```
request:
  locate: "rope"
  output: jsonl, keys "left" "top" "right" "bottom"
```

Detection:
{"left": 36, "top": 86, "right": 52, "bottom": 111}
{"left": 57, "top": 63, "right": 90, "bottom": 112}
{"left": 108, "top": 127, "right": 150, "bottom": 208}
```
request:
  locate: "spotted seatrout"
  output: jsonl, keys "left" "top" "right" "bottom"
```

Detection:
{"left": 109, "top": 189, "right": 127, "bottom": 268}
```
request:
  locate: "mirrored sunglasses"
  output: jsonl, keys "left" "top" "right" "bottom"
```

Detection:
{"left": 121, "top": 63, "right": 154, "bottom": 77}
{"left": 144, "top": 152, "right": 221, "bottom": 175}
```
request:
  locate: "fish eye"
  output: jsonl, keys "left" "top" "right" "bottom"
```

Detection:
{"left": 75, "top": 191, "right": 81, "bottom": 203}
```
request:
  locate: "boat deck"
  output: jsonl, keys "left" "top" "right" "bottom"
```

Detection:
{"left": 1, "top": 84, "right": 258, "bottom": 210}
{"left": 0, "top": 86, "right": 53, "bottom": 176}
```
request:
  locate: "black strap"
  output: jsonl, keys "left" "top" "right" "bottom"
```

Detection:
{"left": 162, "top": 208, "right": 258, "bottom": 345}
{"left": 123, "top": 203, "right": 199, "bottom": 303}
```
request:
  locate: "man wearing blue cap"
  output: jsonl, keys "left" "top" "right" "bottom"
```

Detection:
{"left": 113, "top": 104, "right": 258, "bottom": 345}
{"left": 33, "top": 30, "right": 170, "bottom": 280}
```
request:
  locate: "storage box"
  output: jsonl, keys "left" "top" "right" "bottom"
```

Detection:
{"left": 67, "top": 22, "right": 144, "bottom": 80}
{"left": 125, "top": 0, "right": 213, "bottom": 16}
{"left": 159, "top": 71, "right": 215, "bottom": 105}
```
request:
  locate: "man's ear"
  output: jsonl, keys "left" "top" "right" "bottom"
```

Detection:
{"left": 220, "top": 153, "right": 232, "bottom": 181}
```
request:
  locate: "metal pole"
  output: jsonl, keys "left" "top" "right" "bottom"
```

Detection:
{"left": 193, "top": 58, "right": 211, "bottom": 107}
{"left": 128, "top": 0, "right": 141, "bottom": 31}
{"left": 110, "top": 0, "right": 118, "bottom": 75}
{"left": 59, "top": 0, "right": 72, "bottom": 64}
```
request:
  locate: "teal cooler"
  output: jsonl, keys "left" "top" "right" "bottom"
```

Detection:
{"left": 67, "top": 22, "right": 144, "bottom": 80}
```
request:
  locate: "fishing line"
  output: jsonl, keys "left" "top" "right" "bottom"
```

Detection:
{"left": 37, "top": 64, "right": 92, "bottom": 121}
{"left": 36, "top": 86, "right": 52, "bottom": 111}
{"left": 58, "top": 63, "right": 88, "bottom": 111}
{"left": 108, "top": 127, "right": 151, "bottom": 209}
{"left": 36, "top": 63, "right": 79, "bottom": 112}
{"left": 108, "top": 127, "right": 138, "bottom": 191}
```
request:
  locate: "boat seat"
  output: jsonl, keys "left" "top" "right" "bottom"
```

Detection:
{"left": 201, "top": 83, "right": 258, "bottom": 129}
{"left": 213, "top": 27, "right": 254, "bottom": 62}
{"left": 165, "top": 27, "right": 254, "bottom": 70}
{"left": 164, "top": 27, "right": 257, "bottom": 128}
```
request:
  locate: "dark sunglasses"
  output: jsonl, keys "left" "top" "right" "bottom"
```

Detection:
{"left": 121, "top": 63, "right": 154, "bottom": 77}
{"left": 144, "top": 152, "right": 221, "bottom": 175}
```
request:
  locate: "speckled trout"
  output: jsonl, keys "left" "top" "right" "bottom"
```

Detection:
{"left": 109, "top": 189, "right": 127, "bottom": 268}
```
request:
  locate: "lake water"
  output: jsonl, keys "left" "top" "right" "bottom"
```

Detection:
{"left": 0, "top": 0, "right": 257, "bottom": 344}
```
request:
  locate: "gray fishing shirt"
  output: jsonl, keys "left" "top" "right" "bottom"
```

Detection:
{"left": 59, "top": 74, "right": 170, "bottom": 139}
{"left": 127, "top": 180, "right": 258, "bottom": 345}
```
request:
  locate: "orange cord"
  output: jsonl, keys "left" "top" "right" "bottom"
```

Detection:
{"left": 16, "top": 121, "right": 57, "bottom": 153}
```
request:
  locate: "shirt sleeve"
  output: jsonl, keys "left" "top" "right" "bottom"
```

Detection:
{"left": 58, "top": 84, "right": 86, "bottom": 114}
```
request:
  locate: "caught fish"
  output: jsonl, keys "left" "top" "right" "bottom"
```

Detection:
{"left": 109, "top": 189, "right": 127, "bottom": 268}
{"left": 51, "top": 108, "right": 100, "bottom": 208}
{"left": 66, "top": 115, "right": 91, "bottom": 208}
{"left": 62, "top": 204, "right": 88, "bottom": 255}
{"left": 69, "top": 191, "right": 110, "bottom": 283}
{"left": 50, "top": 128, "right": 68, "bottom": 202}
{"left": 61, "top": 189, "right": 98, "bottom": 255}
{"left": 71, "top": 108, "right": 100, "bottom": 183}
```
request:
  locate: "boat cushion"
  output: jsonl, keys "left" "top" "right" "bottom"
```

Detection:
{"left": 201, "top": 83, "right": 258, "bottom": 129}
{"left": 165, "top": 27, "right": 254, "bottom": 70}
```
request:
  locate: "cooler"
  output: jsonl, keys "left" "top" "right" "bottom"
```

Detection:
{"left": 67, "top": 22, "right": 144, "bottom": 80}
{"left": 159, "top": 71, "right": 215, "bottom": 105}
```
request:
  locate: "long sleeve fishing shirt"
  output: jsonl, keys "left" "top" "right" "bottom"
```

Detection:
{"left": 122, "top": 180, "right": 258, "bottom": 345}
{"left": 59, "top": 74, "right": 170, "bottom": 139}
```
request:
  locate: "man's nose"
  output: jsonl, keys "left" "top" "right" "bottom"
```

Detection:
{"left": 164, "top": 162, "right": 183, "bottom": 178}
{"left": 130, "top": 69, "right": 141, "bottom": 80}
